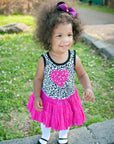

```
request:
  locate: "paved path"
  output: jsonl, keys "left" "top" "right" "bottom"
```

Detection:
{"left": 0, "top": 119, "right": 114, "bottom": 144}
{"left": 78, "top": 7, "right": 114, "bottom": 60}
{"left": 78, "top": 7, "right": 114, "bottom": 25}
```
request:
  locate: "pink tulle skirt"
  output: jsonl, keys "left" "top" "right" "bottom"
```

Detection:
{"left": 27, "top": 88, "right": 86, "bottom": 131}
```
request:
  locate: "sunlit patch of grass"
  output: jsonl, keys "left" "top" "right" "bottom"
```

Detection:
{"left": 0, "top": 15, "right": 35, "bottom": 27}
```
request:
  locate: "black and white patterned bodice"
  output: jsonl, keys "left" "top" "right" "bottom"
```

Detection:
{"left": 42, "top": 50, "right": 76, "bottom": 99}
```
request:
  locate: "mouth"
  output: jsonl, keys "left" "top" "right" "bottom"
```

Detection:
{"left": 60, "top": 44, "right": 69, "bottom": 49}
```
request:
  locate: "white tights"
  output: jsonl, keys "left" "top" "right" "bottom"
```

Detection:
{"left": 39, "top": 123, "right": 69, "bottom": 144}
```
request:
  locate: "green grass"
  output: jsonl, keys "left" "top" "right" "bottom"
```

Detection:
{"left": 0, "top": 15, "right": 35, "bottom": 27}
{"left": 77, "top": 2, "right": 114, "bottom": 14}
{"left": 0, "top": 15, "right": 114, "bottom": 141}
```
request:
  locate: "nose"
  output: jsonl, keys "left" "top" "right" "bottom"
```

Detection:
{"left": 62, "top": 36, "right": 69, "bottom": 42}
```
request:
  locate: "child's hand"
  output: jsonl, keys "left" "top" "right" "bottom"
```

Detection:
{"left": 34, "top": 97, "right": 43, "bottom": 111}
{"left": 82, "top": 88, "right": 95, "bottom": 102}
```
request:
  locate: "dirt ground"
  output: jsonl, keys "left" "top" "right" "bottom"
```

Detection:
{"left": 84, "top": 24, "right": 114, "bottom": 47}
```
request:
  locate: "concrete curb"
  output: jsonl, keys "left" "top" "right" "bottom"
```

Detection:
{"left": 0, "top": 119, "right": 114, "bottom": 144}
{"left": 82, "top": 32, "right": 114, "bottom": 60}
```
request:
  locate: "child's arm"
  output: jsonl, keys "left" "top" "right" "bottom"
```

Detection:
{"left": 75, "top": 55, "right": 95, "bottom": 102}
{"left": 34, "top": 57, "right": 44, "bottom": 111}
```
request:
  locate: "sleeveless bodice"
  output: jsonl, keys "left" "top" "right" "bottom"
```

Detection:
{"left": 42, "top": 50, "right": 76, "bottom": 99}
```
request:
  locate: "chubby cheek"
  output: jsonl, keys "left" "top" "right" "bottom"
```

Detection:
{"left": 55, "top": 40, "right": 61, "bottom": 47}
{"left": 52, "top": 40, "right": 59, "bottom": 47}
{"left": 69, "top": 38, "right": 73, "bottom": 46}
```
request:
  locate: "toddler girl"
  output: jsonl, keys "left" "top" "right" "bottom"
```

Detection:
{"left": 27, "top": 1, "right": 95, "bottom": 144}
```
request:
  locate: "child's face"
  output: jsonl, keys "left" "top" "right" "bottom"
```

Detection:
{"left": 51, "top": 23, "right": 73, "bottom": 53}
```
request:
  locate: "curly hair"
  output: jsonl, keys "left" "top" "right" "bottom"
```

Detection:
{"left": 34, "top": 0, "right": 83, "bottom": 50}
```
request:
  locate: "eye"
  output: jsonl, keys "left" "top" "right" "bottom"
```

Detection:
{"left": 56, "top": 35, "right": 62, "bottom": 37}
{"left": 68, "top": 34, "right": 73, "bottom": 37}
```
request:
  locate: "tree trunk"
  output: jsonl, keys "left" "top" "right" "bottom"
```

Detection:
{"left": 103, "top": 0, "right": 108, "bottom": 5}
{"left": 108, "top": 0, "right": 114, "bottom": 8}
{"left": 88, "top": 0, "right": 92, "bottom": 5}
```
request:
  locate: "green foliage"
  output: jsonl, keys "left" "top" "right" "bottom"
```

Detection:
{"left": 0, "top": 15, "right": 114, "bottom": 141}
{"left": 13, "top": 12, "right": 23, "bottom": 15}
{"left": 28, "top": 121, "right": 41, "bottom": 136}
{"left": 0, "top": 122, "right": 24, "bottom": 141}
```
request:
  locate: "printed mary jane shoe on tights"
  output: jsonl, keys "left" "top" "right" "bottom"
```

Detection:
{"left": 37, "top": 138, "right": 48, "bottom": 144}
{"left": 57, "top": 138, "right": 68, "bottom": 144}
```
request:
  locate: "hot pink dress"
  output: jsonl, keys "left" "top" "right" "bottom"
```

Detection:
{"left": 27, "top": 50, "right": 86, "bottom": 131}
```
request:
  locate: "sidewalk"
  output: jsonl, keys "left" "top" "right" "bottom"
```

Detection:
{"left": 0, "top": 119, "right": 114, "bottom": 144}
{"left": 78, "top": 7, "right": 114, "bottom": 60}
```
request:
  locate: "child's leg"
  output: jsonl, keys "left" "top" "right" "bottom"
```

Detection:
{"left": 39, "top": 123, "right": 51, "bottom": 144}
{"left": 58, "top": 128, "right": 69, "bottom": 143}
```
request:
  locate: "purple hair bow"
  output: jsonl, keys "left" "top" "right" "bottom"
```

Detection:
{"left": 55, "top": 2, "right": 77, "bottom": 18}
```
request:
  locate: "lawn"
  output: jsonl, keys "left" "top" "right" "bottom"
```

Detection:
{"left": 0, "top": 15, "right": 114, "bottom": 141}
